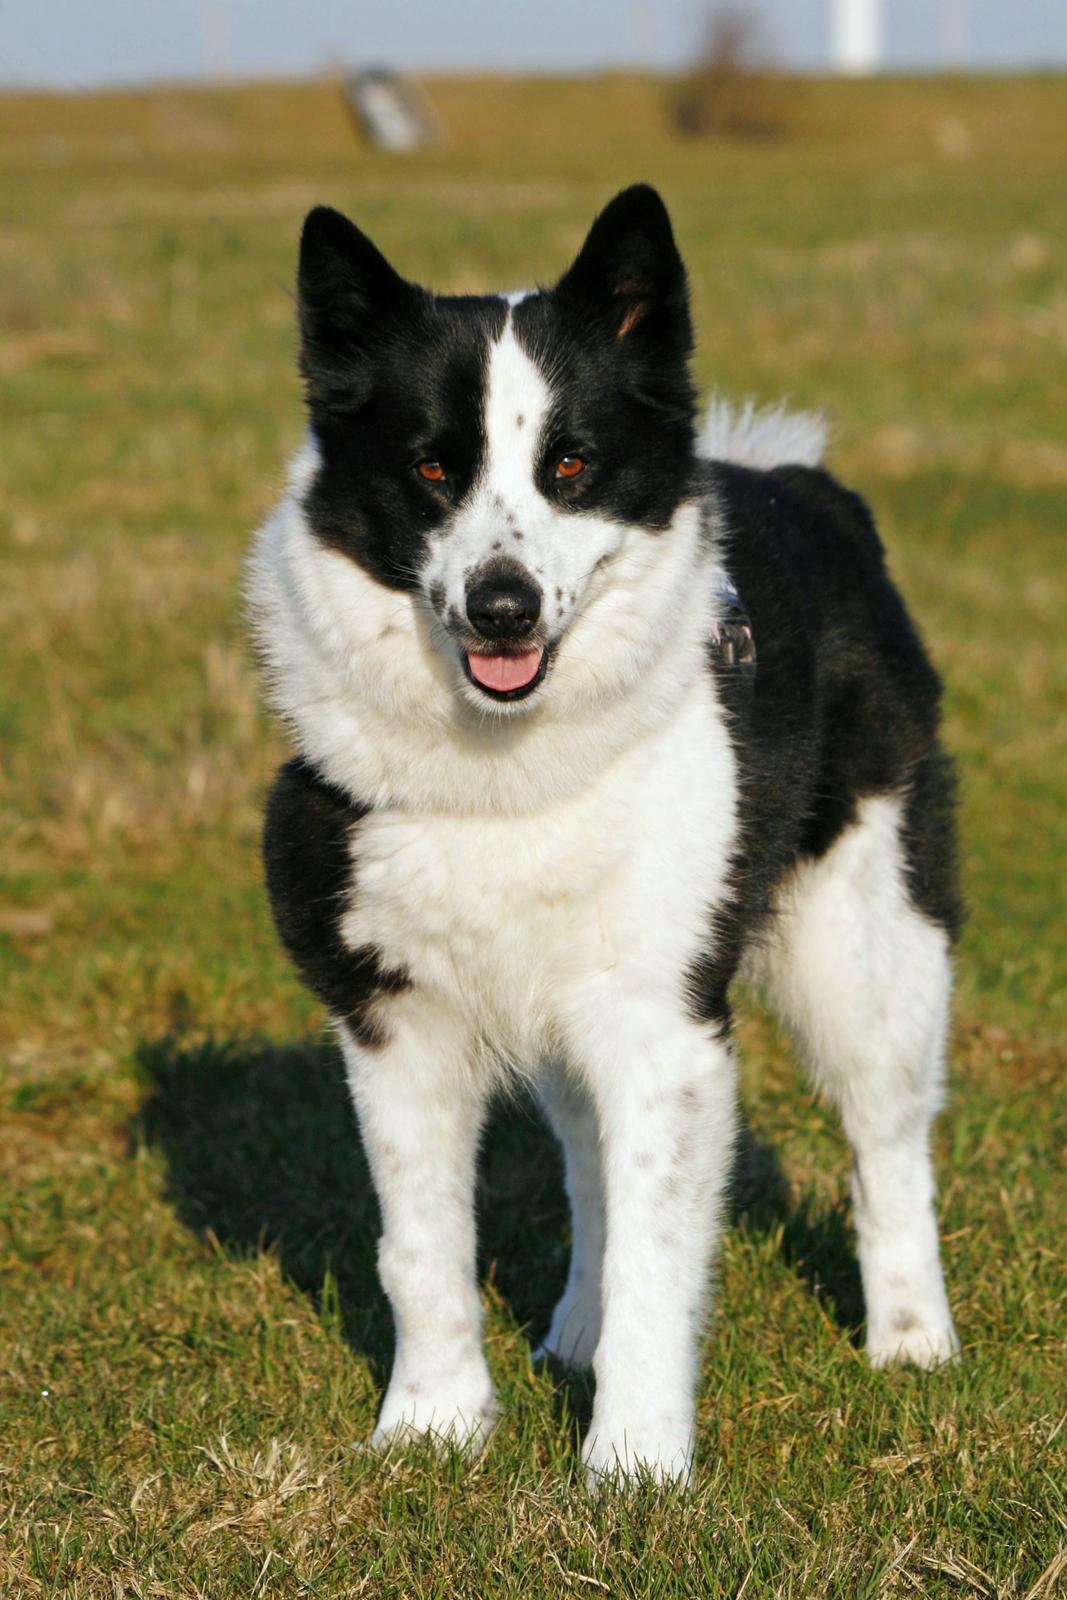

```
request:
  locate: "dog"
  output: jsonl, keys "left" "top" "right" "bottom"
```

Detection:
{"left": 247, "top": 185, "right": 961, "bottom": 1484}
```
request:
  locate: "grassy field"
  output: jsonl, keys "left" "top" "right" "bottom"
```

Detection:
{"left": 1, "top": 71, "right": 1064, "bottom": 1598}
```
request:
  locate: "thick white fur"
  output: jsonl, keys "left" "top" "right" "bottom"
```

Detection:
{"left": 743, "top": 796, "right": 959, "bottom": 1369}
{"left": 248, "top": 338, "right": 956, "bottom": 1483}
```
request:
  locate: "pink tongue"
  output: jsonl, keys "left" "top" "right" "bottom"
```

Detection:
{"left": 467, "top": 648, "right": 542, "bottom": 693}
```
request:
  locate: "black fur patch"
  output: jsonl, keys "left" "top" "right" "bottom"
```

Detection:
{"left": 687, "top": 461, "right": 961, "bottom": 1027}
{"left": 512, "top": 186, "right": 697, "bottom": 532}
{"left": 900, "top": 744, "right": 964, "bottom": 941}
{"left": 298, "top": 206, "right": 506, "bottom": 591}
{"left": 263, "top": 758, "right": 410, "bottom": 1046}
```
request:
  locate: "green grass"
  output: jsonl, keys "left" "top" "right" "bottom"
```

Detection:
{"left": 1, "top": 72, "right": 1064, "bottom": 1598}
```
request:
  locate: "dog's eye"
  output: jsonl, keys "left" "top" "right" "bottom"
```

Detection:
{"left": 417, "top": 461, "right": 446, "bottom": 483}
{"left": 555, "top": 455, "right": 585, "bottom": 480}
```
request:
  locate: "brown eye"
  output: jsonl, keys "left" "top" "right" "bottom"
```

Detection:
{"left": 556, "top": 455, "right": 585, "bottom": 480}
{"left": 417, "top": 461, "right": 445, "bottom": 483}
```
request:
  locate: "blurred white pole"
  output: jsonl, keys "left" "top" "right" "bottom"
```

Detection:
{"left": 831, "top": 0, "right": 883, "bottom": 75}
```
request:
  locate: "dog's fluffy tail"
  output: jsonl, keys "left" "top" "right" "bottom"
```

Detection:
{"left": 699, "top": 394, "right": 827, "bottom": 471}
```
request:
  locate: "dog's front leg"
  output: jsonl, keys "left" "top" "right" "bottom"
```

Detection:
{"left": 338, "top": 1009, "right": 497, "bottom": 1451}
{"left": 574, "top": 1000, "right": 737, "bottom": 1485}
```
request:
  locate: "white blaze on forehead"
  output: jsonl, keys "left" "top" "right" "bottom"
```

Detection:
{"left": 481, "top": 315, "right": 552, "bottom": 502}
{"left": 422, "top": 303, "right": 629, "bottom": 654}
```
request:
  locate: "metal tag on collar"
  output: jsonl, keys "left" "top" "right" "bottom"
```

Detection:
{"left": 712, "top": 576, "right": 757, "bottom": 676}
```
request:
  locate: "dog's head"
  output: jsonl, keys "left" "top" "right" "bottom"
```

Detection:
{"left": 297, "top": 185, "right": 699, "bottom": 713}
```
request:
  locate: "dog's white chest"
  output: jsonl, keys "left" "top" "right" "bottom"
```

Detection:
{"left": 339, "top": 682, "right": 737, "bottom": 1061}
{"left": 342, "top": 793, "right": 621, "bottom": 1056}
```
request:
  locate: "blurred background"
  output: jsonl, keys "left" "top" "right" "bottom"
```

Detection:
{"left": 1, "top": 6, "right": 1064, "bottom": 1590}
{"left": 4, "top": 0, "right": 1067, "bottom": 83}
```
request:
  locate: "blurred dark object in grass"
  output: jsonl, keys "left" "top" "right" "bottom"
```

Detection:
{"left": 672, "top": 6, "right": 802, "bottom": 140}
{"left": 342, "top": 69, "right": 445, "bottom": 152}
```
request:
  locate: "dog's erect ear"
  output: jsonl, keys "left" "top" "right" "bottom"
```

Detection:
{"left": 297, "top": 206, "right": 411, "bottom": 418}
{"left": 554, "top": 185, "right": 692, "bottom": 355}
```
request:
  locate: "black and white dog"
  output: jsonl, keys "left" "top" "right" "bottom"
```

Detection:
{"left": 249, "top": 186, "right": 961, "bottom": 1483}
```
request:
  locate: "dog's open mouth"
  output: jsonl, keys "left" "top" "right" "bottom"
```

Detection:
{"left": 463, "top": 646, "right": 548, "bottom": 702}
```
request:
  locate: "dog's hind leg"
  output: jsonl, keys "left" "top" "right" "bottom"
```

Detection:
{"left": 338, "top": 1004, "right": 498, "bottom": 1450}
{"left": 752, "top": 793, "right": 960, "bottom": 1369}
{"left": 533, "top": 1060, "right": 605, "bottom": 1370}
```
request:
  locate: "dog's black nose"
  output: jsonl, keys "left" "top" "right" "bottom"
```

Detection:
{"left": 466, "top": 572, "right": 542, "bottom": 641}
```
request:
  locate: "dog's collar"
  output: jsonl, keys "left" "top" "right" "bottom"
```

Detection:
{"left": 710, "top": 575, "right": 756, "bottom": 677}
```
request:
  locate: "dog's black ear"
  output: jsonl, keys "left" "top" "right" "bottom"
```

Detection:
{"left": 297, "top": 206, "right": 411, "bottom": 418}
{"left": 555, "top": 185, "right": 692, "bottom": 356}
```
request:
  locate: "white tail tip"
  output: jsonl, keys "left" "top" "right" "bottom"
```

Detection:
{"left": 699, "top": 394, "right": 828, "bottom": 471}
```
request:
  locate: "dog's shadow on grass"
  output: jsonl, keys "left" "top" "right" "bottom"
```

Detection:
{"left": 136, "top": 1031, "right": 863, "bottom": 1420}
{"left": 135, "top": 1031, "right": 573, "bottom": 1390}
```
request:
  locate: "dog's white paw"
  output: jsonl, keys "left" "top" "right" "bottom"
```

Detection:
{"left": 867, "top": 1306, "right": 960, "bottom": 1370}
{"left": 581, "top": 1409, "right": 694, "bottom": 1489}
{"left": 369, "top": 1378, "right": 499, "bottom": 1454}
